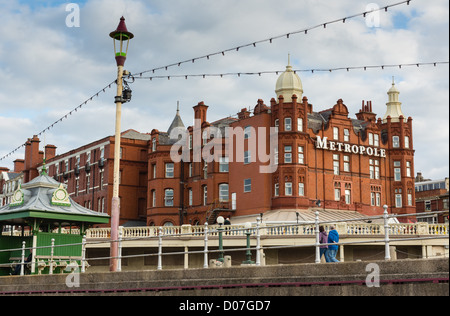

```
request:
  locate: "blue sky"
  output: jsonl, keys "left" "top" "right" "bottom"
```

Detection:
{"left": 0, "top": 0, "right": 449, "bottom": 181}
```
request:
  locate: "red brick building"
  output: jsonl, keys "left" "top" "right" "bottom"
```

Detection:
{"left": 147, "top": 63, "right": 416, "bottom": 225}
{"left": 2, "top": 62, "right": 417, "bottom": 227}
{"left": 10, "top": 130, "right": 150, "bottom": 227}
{"left": 415, "top": 174, "right": 449, "bottom": 223}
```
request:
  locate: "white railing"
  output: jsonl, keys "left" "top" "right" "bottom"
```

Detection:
{"left": 86, "top": 222, "right": 448, "bottom": 239}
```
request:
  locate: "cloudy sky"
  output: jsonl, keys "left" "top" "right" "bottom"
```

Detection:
{"left": 0, "top": 0, "right": 448, "bottom": 180}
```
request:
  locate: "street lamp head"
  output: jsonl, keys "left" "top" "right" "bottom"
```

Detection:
{"left": 217, "top": 216, "right": 225, "bottom": 225}
{"left": 110, "top": 16, "right": 134, "bottom": 67}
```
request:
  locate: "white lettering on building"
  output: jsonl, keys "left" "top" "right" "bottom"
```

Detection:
{"left": 315, "top": 136, "right": 386, "bottom": 158}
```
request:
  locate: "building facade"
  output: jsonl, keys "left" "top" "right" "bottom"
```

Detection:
{"left": 1, "top": 62, "right": 418, "bottom": 227}
{"left": 415, "top": 175, "right": 449, "bottom": 223}
{"left": 147, "top": 63, "right": 416, "bottom": 226}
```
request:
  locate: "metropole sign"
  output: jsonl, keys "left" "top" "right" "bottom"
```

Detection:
{"left": 315, "top": 136, "right": 387, "bottom": 158}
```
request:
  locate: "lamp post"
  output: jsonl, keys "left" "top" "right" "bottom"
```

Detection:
{"left": 109, "top": 16, "right": 134, "bottom": 272}
{"left": 217, "top": 216, "right": 225, "bottom": 262}
{"left": 242, "top": 222, "right": 255, "bottom": 265}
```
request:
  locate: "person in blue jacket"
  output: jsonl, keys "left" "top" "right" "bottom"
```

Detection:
{"left": 326, "top": 225, "right": 340, "bottom": 262}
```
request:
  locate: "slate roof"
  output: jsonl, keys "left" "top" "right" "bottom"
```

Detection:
{"left": 0, "top": 173, "right": 109, "bottom": 224}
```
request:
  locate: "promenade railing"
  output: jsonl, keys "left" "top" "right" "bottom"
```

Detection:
{"left": 1, "top": 209, "right": 448, "bottom": 275}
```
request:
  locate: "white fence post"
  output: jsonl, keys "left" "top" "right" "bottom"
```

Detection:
{"left": 20, "top": 241, "right": 26, "bottom": 276}
{"left": 203, "top": 223, "right": 209, "bottom": 269}
{"left": 383, "top": 205, "right": 391, "bottom": 260}
{"left": 81, "top": 235, "right": 87, "bottom": 273}
{"left": 49, "top": 238, "right": 55, "bottom": 275}
{"left": 117, "top": 226, "right": 123, "bottom": 272}
{"left": 315, "top": 211, "right": 321, "bottom": 263}
{"left": 256, "top": 217, "right": 261, "bottom": 266}
{"left": 157, "top": 227, "right": 163, "bottom": 270}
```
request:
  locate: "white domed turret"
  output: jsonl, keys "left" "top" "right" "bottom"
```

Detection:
{"left": 383, "top": 77, "right": 406, "bottom": 123}
{"left": 275, "top": 56, "right": 303, "bottom": 102}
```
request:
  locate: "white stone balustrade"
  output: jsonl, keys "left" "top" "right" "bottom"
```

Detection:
{"left": 86, "top": 222, "right": 449, "bottom": 240}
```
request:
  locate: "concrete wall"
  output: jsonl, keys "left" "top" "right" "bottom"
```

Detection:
{"left": 0, "top": 258, "right": 447, "bottom": 296}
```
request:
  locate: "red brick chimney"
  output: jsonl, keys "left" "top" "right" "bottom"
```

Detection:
{"left": 13, "top": 159, "right": 25, "bottom": 173}
{"left": 193, "top": 101, "right": 208, "bottom": 124}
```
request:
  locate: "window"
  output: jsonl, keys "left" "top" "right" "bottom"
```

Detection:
{"left": 152, "top": 190, "right": 156, "bottom": 207}
{"left": 298, "top": 146, "right": 304, "bottom": 164}
{"left": 370, "top": 186, "right": 381, "bottom": 206}
{"left": 244, "top": 151, "right": 251, "bottom": 164}
{"left": 274, "top": 119, "right": 279, "bottom": 133}
{"left": 333, "top": 154, "right": 340, "bottom": 175}
{"left": 284, "top": 118, "right": 292, "bottom": 131}
{"left": 152, "top": 138, "right": 157, "bottom": 151}
{"left": 203, "top": 161, "right": 208, "bottom": 179}
{"left": 285, "top": 182, "right": 292, "bottom": 196}
{"left": 345, "top": 189, "right": 351, "bottom": 204}
{"left": 188, "top": 189, "right": 193, "bottom": 206}
{"left": 86, "top": 174, "right": 90, "bottom": 194}
{"left": 152, "top": 164, "right": 156, "bottom": 179}
{"left": 165, "top": 163, "right": 174, "bottom": 178}
{"left": 345, "top": 183, "right": 351, "bottom": 204}
{"left": 274, "top": 147, "right": 279, "bottom": 165}
{"left": 232, "top": 193, "right": 237, "bottom": 210}
{"left": 298, "top": 183, "right": 304, "bottom": 196}
{"left": 203, "top": 186, "right": 208, "bottom": 205}
{"left": 297, "top": 118, "right": 303, "bottom": 132}
{"left": 369, "top": 133, "right": 374, "bottom": 146}
{"left": 394, "top": 161, "right": 401, "bottom": 181}
{"left": 370, "top": 159, "right": 380, "bottom": 179}
{"left": 405, "top": 136, "right": 410, "bottom": 149}
{"left": 343, "top": 155, "right": 350, "bottom": 172}
{"left": 189, "top": 134, "right": 193, "bottom": 150}
{"left": 407, "top": 192, "right": 413, "bottom": 206}
{"left": 425, "top": 200, "right": 431, "bottom": 211}
{"left": 284, "top": 146, "right": 292, "bottom": 163}
{"left": 219, "top": 157, "right": 229, "bottom": 172}
{"left": 333, "top": 127, "right": 339, "bottom": 140}
{"left": 188, "top": 163, "right": 193, "bottom": 177}
{"left": 244, "top": 126, "right": 252, "bottom": 139}
{"left": 164, "top": 189, "right": 174, "bottom": 207}
{"left": 274, "top": 183, "right": 279, "bottom": 197}
{"left": 393, "top": 136, "right": 400, "bottom": 148}
{"left": 244, "top": 179, "right": 252, "bottom": 193}
{"left": 374, "top": 134, "right": 379, "bottom": 147}
{"left": 202, "top": 130, "right": 208, "bottom": 145}
{"left": 344, "top": 129, "right": 350, "bottom": 142}
{"left": 406, "top": 161, "right": 411, "bottom": 177}
{"left": 395, "top": 194, "right": 402, "bottom": 208}
{"left": 335, "top": 188, "right": 341, "bottom": 201}
{"left": 219, "top": 184, "right": 229, "bottom": 202}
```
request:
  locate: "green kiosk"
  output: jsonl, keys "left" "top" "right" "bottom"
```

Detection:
{"left": 0, "top": 168, "right": 109, "bottom": 275}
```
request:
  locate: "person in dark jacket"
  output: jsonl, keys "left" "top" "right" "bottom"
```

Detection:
{"left": 319, "top": 226, "right": 329, "bottom": 262}
{"left": 326, "top": 225, "right": 340, "bottom": 262}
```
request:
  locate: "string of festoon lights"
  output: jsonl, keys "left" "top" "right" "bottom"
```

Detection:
{"left": 132, "top": 61, "right": 449, "bottom": 81}
{"left": 0, "top": 80, "right": 116, "bottom": 162}
{"left": 131, "top": 0, "right": 413, "bottom": 78}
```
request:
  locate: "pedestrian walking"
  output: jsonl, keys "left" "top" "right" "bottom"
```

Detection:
{"left": 319, "top": 226, "right": 329, "bottom": 262}
{"left": 326, "top": 225, "right": 340, "bottom": 262}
